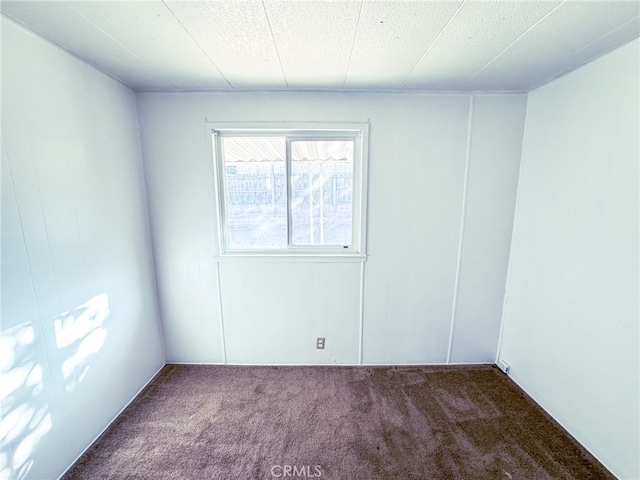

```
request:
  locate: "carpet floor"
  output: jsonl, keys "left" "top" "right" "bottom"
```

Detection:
{"left": 63, "top": 365, "right": 614, "bottom": 480}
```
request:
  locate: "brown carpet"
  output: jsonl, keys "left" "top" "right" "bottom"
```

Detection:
{"left": 64, "top": 365, "right": 614, "bottom": 480}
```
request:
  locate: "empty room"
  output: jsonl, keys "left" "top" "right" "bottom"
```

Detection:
{"left": 1, "top": 1, "right": 638, "bottom": 479}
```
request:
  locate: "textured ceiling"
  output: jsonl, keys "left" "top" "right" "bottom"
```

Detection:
{"left": 2, "top": 0, "right": 639, "bottom": 92}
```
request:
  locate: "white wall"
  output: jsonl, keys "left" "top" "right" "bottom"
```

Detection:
{"left": 449, "top": 96, "right": 526, "bottom": 362}
{"left": 499, "top": 39, "right": 639, "bottom": 479}
{"left": 1, "top": 18, "right": 164, "bottom": 480}
{"left": 219, "top": 262, "right": 361, "bottom": 364}
{"left": 137, "top": 91, "right": 526, "bottom": 365}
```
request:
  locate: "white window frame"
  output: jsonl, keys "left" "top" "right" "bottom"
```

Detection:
{"left": 210, "top": 122, "right": 369, "bottom": 261}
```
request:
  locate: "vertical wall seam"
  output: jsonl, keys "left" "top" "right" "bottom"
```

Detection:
{"left": 383, "top": 101, "right": 399, "bottom": 362}
{"left": 3, "top": 130, "right": 64, "bottom": 435}
{"left": 133, "top": 93, "right": 167, "bottom": 364}
{"left": 67, "top": 145, "right": 90, "bottom": 301}
{"left": 313, "top": 263, "right": 317, "bottom": 359}
{"left": 285, "top": 264, "right": 291, "bottom": 361}
{"left": 447, "top": 95, "right": 474, "bottom": 364}
{"left": 26, "top": 128, "right": 65, "bottom": 424}
{"left": 215, "top": 262, "right": 227, "bottom": 364}
{"left": 311, "top": 263, "right": 316, "bottom": 361}
{"left": 495, "top": 94, "right": 530, "bottom": 364}
{"left": 27, "top": 129, "right": 61, "bottom": 313}
{"left": 74, "top": 75, "right": 94, "bottom": 301}
{"left": 358, "top": 261, "right": 365, "bottom": 365}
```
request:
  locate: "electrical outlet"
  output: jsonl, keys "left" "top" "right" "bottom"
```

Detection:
{"left": 498, "top": 360, "right": 510, "bottom": 375}
{"left": 316, "top": 337, "right": 325, "bottom": 349}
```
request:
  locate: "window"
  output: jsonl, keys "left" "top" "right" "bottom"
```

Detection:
{"left": 211, "top": 123, "right": 368, "bottom": 258}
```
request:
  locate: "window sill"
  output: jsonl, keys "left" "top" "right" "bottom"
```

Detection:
{"left": 214, "top": 254, "right": 367, "bottom": 263}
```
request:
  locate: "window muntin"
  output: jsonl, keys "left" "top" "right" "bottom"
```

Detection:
{"left": 212, "top": 125, "right": 366, "bottom": 257}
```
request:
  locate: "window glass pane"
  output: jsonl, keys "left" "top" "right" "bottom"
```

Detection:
{"left": 290, "top": 140, "right": 353, "bottom": 246}
{"left": 221, "top": 137, "right": 287, "bottom": 249}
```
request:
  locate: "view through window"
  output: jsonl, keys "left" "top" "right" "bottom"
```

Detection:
{"left": 213, "top": 126, "right": 366, "bottom": 256}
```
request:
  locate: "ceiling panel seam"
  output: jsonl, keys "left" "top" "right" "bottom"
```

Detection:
{"left": 341, "top": 0, "right": 365, "bottom": 89}
{"left": 532, "top": 15, "right": 640, "bottom": 91}
{"left": 261, "top": 0, "right": 289, "bottom": 89}
{"left": 465, "top": 0, "right": 568, "bottom": 84}
{"left": 571, "top": 15, "right": 640, "bottom": 57}
{"left": 161, "top": 0, "right": 234, "bottom": 89}
{"left": 67, "top": 3, "right": 180, "bottom": 89}
{"left": 3, "top": 1, "right": 636, "bottom": 93}
{"left": 397, "top": 0, "right": 467, "bottom": 90}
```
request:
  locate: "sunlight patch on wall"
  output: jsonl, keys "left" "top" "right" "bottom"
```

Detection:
{"left": 53, "top": 293, "right": 110, "bottom": 392}
{"left": 0, "top": 322, "right": 52, "bottom": 480}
